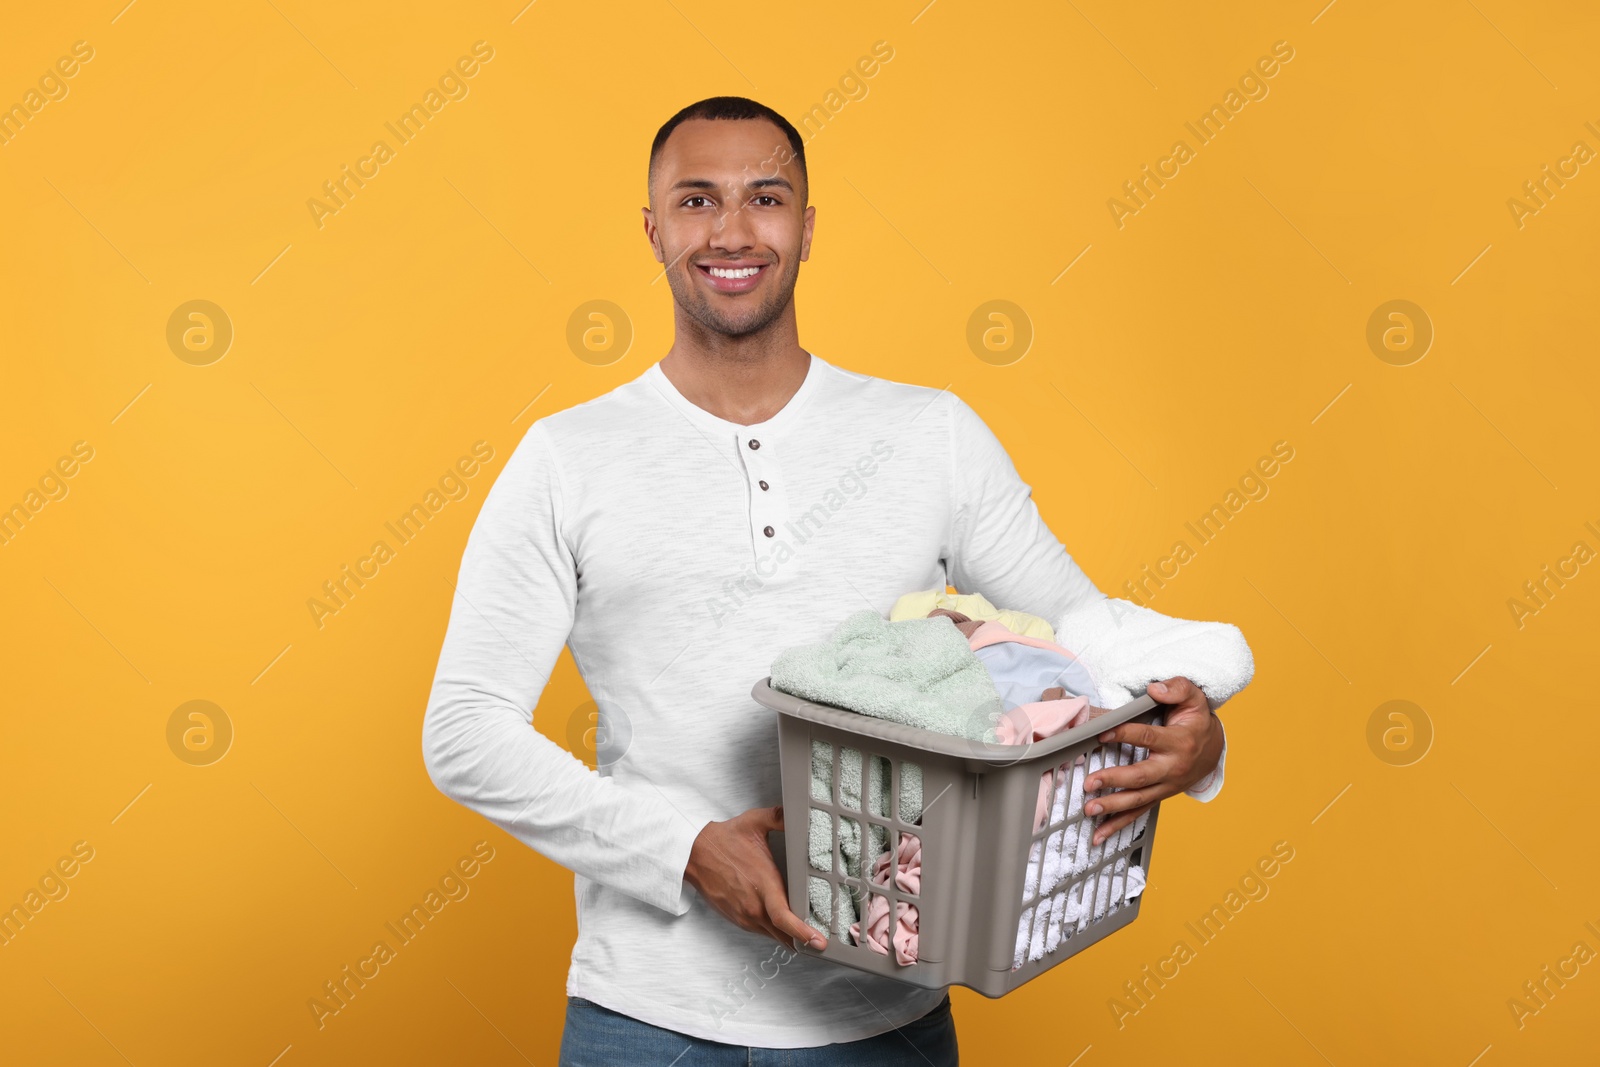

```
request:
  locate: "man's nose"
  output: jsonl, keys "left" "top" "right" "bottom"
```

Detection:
{"left": 710, "top": 201, "right": 756, "bottom": 252}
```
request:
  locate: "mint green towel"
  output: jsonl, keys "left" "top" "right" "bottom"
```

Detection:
{"left": 770, "top": 609, "right": 1004, "bottom": 939}
{"left": 771, "top": 609, "right": 1003, "bottom": 738}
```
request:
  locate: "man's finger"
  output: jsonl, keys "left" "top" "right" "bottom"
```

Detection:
{"left": 1092, "top": 800, "right": 1154, "bottom": 845}
{"left": 744, "top": 891, "right": 791, "bottom": 946}
{"left": 775, "top": 909, "right": 826, "bottom": 951}
{"left": 1150, "top": 677, "right": 1206, "bottom": 709}
{"left": 751, "top": 914, "right": 789, "bottom": 947}
{"left": 1084, "top": 758, "right": 1163, "bottom": 793}
{"left": 1085, "top": 783, "right": 1159, "bottom": 821}
{"left": 764, "top": 882, "right": 825, "bottom": 949}
{"left": 1098, "top": 721, "right": 1165, "bottom": 748}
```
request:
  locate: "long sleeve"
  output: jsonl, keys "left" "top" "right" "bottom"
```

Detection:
{"left": 944, "top": 393, "right": 1107, "bottom": 627}
{"left": 421, "top": 421, "right": 710, "bottom": 916}
{"left": 945, "top": 393, "right": 1231, "bottom": 802}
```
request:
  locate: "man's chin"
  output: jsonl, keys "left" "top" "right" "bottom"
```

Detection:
{"left": 687, "top": 300, "right": 786, "bottom": 339}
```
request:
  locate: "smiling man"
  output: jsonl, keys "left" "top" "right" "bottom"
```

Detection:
{"left": 422, "top": 96, "right": 1227, "bottom": 1065}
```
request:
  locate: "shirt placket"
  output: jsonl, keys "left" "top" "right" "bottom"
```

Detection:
{"left": 736, "top": 431, "right": 790, "bottom": 565}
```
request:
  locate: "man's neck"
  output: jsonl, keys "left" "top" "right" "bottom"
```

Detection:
{"left": 658, "top": 316, "right": 810, "bottom": 427}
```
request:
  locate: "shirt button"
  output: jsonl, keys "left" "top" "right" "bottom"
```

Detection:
{"left": 748, "top": 439, "right": 760, "bottom": 450}
{"left": 759, "top": 480, "right": 769, "bottom": 491}
{"left": 763, "top": 525, "right": 775, "bottom": 537}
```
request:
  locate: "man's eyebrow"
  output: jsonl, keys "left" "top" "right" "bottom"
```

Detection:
{"left": 667, "top": 176, "right": 796, "bottom": 194}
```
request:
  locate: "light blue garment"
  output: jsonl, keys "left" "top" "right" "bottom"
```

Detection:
{"left": 971, "top": 639, "right": 1099, "bottom": 712}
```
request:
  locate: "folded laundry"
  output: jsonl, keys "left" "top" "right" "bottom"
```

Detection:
{"left": 1015, "top": 744, "right": 1151, "bottom": 969}
{"left": 770, "top": 609, "right": 1002, "bottom": 743}
{"left": 774, "top": 589, "right": 1254, "bottom": 966}
{"left": 1052, "top": 596, "right": 1255, "bottom": 723}
{"left": 848, "top": 830, "right": 922, "bottom": 966}
{"left": 806, "top": 736, "right": 923, "bottom": 937}
{"left": 1018, "top": 854, "right": 1146, "bottom": 968}
{"left": 840, "top": 611, "right": 1127, "bottom": 964}
{"left": 890, "top": 588, "right": 1056, "bottom": 641}
{"left": 964, "top": 620, "right": 1101, "bottom": 743}
{"left": 1004, "top": 595, "right": 1260, "bottom": 967}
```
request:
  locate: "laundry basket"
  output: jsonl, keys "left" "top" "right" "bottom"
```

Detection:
{"left": 752, "top": 677, "right": 1166, "bottom": 997}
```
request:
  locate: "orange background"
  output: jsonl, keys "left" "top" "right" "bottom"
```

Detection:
{"left": 2, "top": 1, "right": 1597, "bottom": 1063}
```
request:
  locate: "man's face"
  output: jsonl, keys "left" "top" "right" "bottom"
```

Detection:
{"left": 644, "top": 118, "right": 814, "bottom": 339}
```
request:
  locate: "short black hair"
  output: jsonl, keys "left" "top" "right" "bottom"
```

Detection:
{"left": 648, "top": 96, "right": 807, "bottom": 200}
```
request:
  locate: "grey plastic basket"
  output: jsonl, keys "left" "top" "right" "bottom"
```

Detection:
{"left": 752, "top": 677, "right": 1166, "bottom": 997}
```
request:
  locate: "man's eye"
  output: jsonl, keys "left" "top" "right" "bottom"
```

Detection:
{"left": 682, "top": 196, "right": 712, "bottom": 208}
{"left": 753, "top": 195, "right": 780, "bottom": 206}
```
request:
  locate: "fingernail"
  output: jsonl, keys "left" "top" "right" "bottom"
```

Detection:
{"left": 1098, "top": 731, "right": 1113, "bottom": 742}
{"left": 1086, "top": 802, "right": 1101, "bottom": 815}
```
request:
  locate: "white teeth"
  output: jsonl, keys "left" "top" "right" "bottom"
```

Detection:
{"left": 708, "top": 266, "right": 761, "bottom": 279}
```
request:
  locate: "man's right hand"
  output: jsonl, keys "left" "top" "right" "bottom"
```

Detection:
{"left": 683, "top": 804, "right": 828, "bottom": 952}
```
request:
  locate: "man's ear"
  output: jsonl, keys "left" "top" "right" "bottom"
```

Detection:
{"left": 799, "top": 204, "right": 816, "bottom": 262}
{"left": 641, "top": 206, "right": 664, "bottom": 264}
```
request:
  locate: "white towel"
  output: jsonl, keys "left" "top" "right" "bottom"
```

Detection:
{"left": 1012, "top": 743, "right": 1154, "bottom": 968}
{"left": 1023, "top": 746, "right": 1154, "bottom": 898}
{"left": 1052, "top": 596, "right": 1255, "bottom": 714}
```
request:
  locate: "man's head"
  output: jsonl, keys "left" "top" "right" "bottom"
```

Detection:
{"left": 643, "top": 97, "right": 814, "bottom": 340}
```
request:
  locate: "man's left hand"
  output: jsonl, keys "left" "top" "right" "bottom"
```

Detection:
{"left": 1082, "top": 676, "right": 1223, "bottom": 845}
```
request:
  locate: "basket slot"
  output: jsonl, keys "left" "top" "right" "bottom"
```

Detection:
{"left": 833, "top": 742, "right": 847, "bottom": 810}
{"left": 1030, "top": 838, "right": 1045, "bottom": 905}
{"left": 867, "top": 751, "right": 885, "bottom": 818}
{"left": 810, "top": 740, "right": 831, "bottom": 803}
{"left": 1081, "top": 836, "right": 1103, "bottom": 936}
{"left": 808, "top": 875, "right": 832, "bottom": 937}
{"left": 886, "top": 755, "right": 897, "bottom": 821}
{"left": 837, "top": 815, "right": 860, "bottom": 877}
{"left": 900, "top": 829, "right": 921, "bottom": 900}
{"left": 1044, "top": 887, "right": 1064, "bottom": 951}
{"left": 1013, "top": 901, "right": 1036, "bottom": 970}
{"left": 1044, "top": 826, "right": 1068, "bottom": 898}
{"left": 1027, "top": 887, "right": 1049, "bottom": 961}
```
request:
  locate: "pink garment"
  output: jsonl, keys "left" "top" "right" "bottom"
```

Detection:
{"left": 849, "top": 831, "right": 922, "bottom": 965}
{"left": 852, "top": 620, "right": 1102, "bottom": 963}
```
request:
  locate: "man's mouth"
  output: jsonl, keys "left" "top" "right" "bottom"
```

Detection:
{"left": 695, "top": 262, "right": 768, "bottom": 294}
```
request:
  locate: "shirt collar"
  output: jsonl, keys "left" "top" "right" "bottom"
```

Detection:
{"left": 645, "top": 351, "right": 825, "bottom": 438}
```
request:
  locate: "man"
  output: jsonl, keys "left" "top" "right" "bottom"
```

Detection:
{"left": 421, "top": 96, "right": 1227, "bottom": 1064}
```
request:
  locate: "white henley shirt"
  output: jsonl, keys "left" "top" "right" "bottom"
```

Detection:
{"left": 421, "top": 351, "right": 1227, "bottom": 1047}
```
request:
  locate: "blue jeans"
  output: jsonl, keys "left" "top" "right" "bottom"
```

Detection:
{"left": 558, "top": 992, "right": 958, "bottom": 1066}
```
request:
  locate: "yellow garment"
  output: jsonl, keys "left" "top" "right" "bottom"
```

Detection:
{"left": 888, "top": 588, "right": 1056, "bottom": 642}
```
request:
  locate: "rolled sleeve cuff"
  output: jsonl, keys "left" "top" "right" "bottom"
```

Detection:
{"left": 1182, "top": 719, "right": 1227, "bottom": 803}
